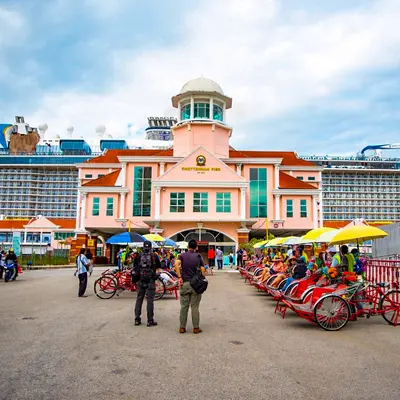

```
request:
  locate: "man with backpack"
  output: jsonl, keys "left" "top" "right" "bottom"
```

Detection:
{"left": 133, "top": 241, "right": 161, "bottom": 327}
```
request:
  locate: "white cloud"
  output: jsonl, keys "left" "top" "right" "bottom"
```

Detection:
{"left": 25, "top": 0, "right": 400, "bottom": 150}
{"left": 0, "top": 6, "right": 25, "bottom": 48}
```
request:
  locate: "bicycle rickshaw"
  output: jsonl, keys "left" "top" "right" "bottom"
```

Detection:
{"left": 94, "top": 268, "right": 166, "bottom": 300}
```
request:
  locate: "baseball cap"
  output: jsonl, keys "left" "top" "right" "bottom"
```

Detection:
{"left": 143, "top": 240, "right": 152, "bottom": 249}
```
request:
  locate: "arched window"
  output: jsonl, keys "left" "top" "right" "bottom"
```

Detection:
{"left": 213, "top": 104, "right": 223, "bottom": 121}
{"left": 181, "top": 104, "right": 191, "bottom": 120}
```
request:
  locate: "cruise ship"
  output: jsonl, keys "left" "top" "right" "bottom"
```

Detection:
{"left": 0, "top": 116, "right": 175, "bottom": 222}
{"left": 303, "top": 146, "right": 400, "bottom": 225}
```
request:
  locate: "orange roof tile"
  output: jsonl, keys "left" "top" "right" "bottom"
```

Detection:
{"left": 82, "top": 169, "right": 121, "bottom": 187}
{"left": 279, "top": 172, "right": 316, "bottom": 189}
{"left": 0, "top": 218, "right": 76, "bottom": 230}
{"left": 49, "top": 219, "right": 76, "bottom": 229}
{"left": 229, "top": 150, "right": 315, "bottom": 166}
{"left": 85, "top": 148, "right": 174, "bottom": 164}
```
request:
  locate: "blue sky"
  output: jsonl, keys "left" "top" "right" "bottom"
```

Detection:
{"left": 1, "top": 0, "right": 400, "bottom": 155}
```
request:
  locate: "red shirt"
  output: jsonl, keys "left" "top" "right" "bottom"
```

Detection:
{"left": 208, "top": 249, "right": 215, "bottom": 259}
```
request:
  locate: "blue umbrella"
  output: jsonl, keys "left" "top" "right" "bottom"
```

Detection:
{"left": 164, "top": 238, "right": 177, "bottom": 247}
{"left": 106, "top": 231, "right": 145, "bottom": 245}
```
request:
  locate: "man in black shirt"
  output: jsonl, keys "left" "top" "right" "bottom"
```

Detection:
{"left": 5, "top": 249, "right": 18, "bottom": 280}
{"left": 175, "top": 239, "right": 206, "bottom": 334}
{"left": 133, "top": 241, "right": 161, "bottom": 327}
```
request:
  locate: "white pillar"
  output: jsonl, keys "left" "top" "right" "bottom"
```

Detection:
{"left": 75, "top": 191, "right": 81, "bottom": 230}
{"left": 275, "top": 194, "right": 281, "bottom": 220}
{"left": 80, "top": 193, "right": 87, "bottom": 231}
{"left": 177, "top": 102, "right": 181, "bottom": 121}
{"left": 155, "top": 187, "right": 161, "bottom": 220}
{"left": 159, "top": 162, "right": 165, "bottom": 176}
{"left": 319, "top": 192, "right": 323, "bottom": 228}
{"left": 313, "top": 195, "right": 318, "bottom": 229}
{"left": 274, "top": 164, "right": 280, "bottom": 189}
{"left": 24, "top": 230, "right": 27, "bottom": 243}
{"left": 121, "top": 162, "right": 127, "bottom": 186}
{"left": 119, "top": 193, "right": 126, "bottom": 219}
{"left": 190, "top": 96, "right": 194, "bottom": 119}
{"left": 240, "top": 187, "right": 246, "bottom": 220}
{"left": 236, "top": 164, "right": 242, "bottom": 176}
{"left": 209, "top": 97, "right": 213, "bottom": 119}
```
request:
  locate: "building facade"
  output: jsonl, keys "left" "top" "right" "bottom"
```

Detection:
{"left": 74, "top": 78, "right": 322, "bottom": 260}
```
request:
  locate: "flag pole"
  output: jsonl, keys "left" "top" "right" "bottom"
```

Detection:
{"left": 128, "top": 220, "right": 131, "bottom": 233}
{"left": 265, "top": 218, "right": 268, "bottom": 240}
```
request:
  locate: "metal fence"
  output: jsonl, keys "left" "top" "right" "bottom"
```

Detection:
{"left": 367, "top": 259, "right": 400, "bottom": 287}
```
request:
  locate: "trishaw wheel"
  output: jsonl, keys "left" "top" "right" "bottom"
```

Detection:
{"left": 284, "top": 281, "right": 298, "bottom": 296}
{"left": 277, "top": 278, "right": 288, "bottom": 290}
{"left": 148, "top": 277, "right": 165, "bottom": 301}
{"left": 94, "top": 276, "right": 117, "bottom": 299}
{"left": 379, "top": 289, "right": 400, "bottom": 326}
{"left": 265, "top": 275, "right": 276, "bottom": 286}
{"left": 314, "top": 295, "right": 350, "bottom": 331}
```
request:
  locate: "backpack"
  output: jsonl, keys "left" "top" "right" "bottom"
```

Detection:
{"left": 139, "top": 251, "right": 154, "bottom": 282}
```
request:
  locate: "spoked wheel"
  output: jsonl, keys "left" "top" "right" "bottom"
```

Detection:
{"left": 94, "top": 276, "right": 118, "bottom": 299}
{"left": 379, "top": 289, "right": 400, "bottom": 326}
{"left": 284, "top": 281, "right": 299, "bottom": 296}
{"left": 313, "top": 295, "right": 350, "bottom": 331}
{"left": 147, "top": 277, "right": 166, "bottom": 301}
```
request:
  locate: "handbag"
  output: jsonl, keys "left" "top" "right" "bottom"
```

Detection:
{"left": 190, "top": 254, "right": 208, "bottom": 294}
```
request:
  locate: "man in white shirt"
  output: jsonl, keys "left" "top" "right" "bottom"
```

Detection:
{"left": 76, "top": 248, "right": 89, "bottom": 297}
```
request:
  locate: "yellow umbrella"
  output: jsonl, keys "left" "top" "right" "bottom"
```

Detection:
{"left": 302, "top": 227, "right": 336, "bottom": 241}
{"left": 264, "top": 237, "right": 286, "bottom": 247}
{"left": 329, "top": 225, "right": 388, "bottom": 246}
{"left": 254, "top": 240, "right": 269, "bottom": 249}
{"left": 143, "top": 233, "right": 165, "bottom": 242}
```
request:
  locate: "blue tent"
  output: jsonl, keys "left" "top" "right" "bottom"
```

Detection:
{"left": 106, "top": 232, "right": 145, "bottom": 245}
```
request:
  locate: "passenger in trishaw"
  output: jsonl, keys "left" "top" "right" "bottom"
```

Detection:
{"left": 253, "top": 255, "right": 286, "bottom": 285}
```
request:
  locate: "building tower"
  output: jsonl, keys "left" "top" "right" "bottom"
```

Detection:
{"left": 171, "top": 77, "right": 233, "bottom": 158}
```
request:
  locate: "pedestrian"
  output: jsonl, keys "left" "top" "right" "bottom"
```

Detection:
{"left": 207, "top": 246, "right": 215, "bottom": 272}
{"left": 0, "top": 250, "right": 5, "bottom": 280}
{"left": 216, "top": 247, "right": 223, "bottom": 270}
{"left": 229, "top": 251, "right": 234, "bottom": 268}
{"left": 236, "top": 248, "right": 243, "bottom": 268}
{"left": 85, "top": 248, "right": 93, "bottom": 276}
{"left": 5, "top": 249, "right": 18, "bottom": 280}
{"left": 175, "top": 239, "right": 206, "bottom": 334}
{"left": 133, "top": 241, "right": 160, "bottom": 327}
{"left": 76, "top": 248, "right": 89, "bottom": 297}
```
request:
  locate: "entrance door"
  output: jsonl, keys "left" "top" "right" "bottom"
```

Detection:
{"left": 197, "top": 242, "right": 208, "bottom": 263}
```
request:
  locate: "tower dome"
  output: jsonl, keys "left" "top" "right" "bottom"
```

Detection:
{"left": 179, "top": 77, "right": 224, "bottom": 96}
{"left": 172, "top": 77, "right": 232, "bottom": 122}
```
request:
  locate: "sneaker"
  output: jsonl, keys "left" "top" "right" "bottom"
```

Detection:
{"left": 193, "top": 328, "right": 202, "bottom": 334}
{"left": 147, "top": 321, "right": 158, "bottom": 327}
{"left": 78, "top": 295, "right": 88, "bottom": 298}
{"left": 179, "top": 328, "right": 186, "bottom": 334}
{"left": 134, "top": 320, "right": 141, "bottom": 326}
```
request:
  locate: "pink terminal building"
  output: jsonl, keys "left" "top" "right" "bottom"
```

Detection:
{"left": 73, "top": 78, "right": 322, "bottom": 261}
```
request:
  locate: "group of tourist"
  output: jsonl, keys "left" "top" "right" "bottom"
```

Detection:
{"left": 249, "top": 244, "right": 362, "bottom": 291}
{"left": 0, "top": 248, "right": 19, "bottom": 281}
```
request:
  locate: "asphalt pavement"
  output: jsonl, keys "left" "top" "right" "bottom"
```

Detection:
{"left": 0, "top": 268, "right": 399, "bottom": 400}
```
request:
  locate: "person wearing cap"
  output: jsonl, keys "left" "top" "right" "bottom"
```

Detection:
{"left": 270, "top": 256, "right": 297, "bottom": 288}
{"left": 328, "top": 247, "right": 341, "bottom": 268}
{"left": 133, "top": 240, "right": 161, "bottom": 327}
{"left": 254, "top": 255, "right": 285, "bottom": 285}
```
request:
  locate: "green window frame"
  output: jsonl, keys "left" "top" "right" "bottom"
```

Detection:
{"left": 300, "top": 199, "right": 307, "bottom": 218}
{"left": 85, "top": 174, "right": 93, "bottom": 179}
{"left": 249, "top": 168, "right": 267, "bottom": 218}
{"left": 286, "top": 199, "right": 293, "bottom": 218}
{"left": 193, "top": 192, "right": 208, "bottom": 212}
{"left": 194, "top": 103, "right": 210, "bottom": 119}
{"left": 297, "top": 176, "right": 304, "bottom": 181}
{"left": 213, "top": 104, "right": 223, "bottom": 121}
{"left": 216, "top": 192, "right": 231, "bottom": 213}
{"left": 106, "top": 197, "right": 114, "bottom": 216}
{"left": 54, "top": 232, "right": 74, "bottom": 240}
{"left": 308, "top": 177, "right": 315, "bottom": 181}
{"left": 133, "top": 167, "right": 152, "bottom": 217}
{"left": 170, "top": 192, "right": 185, "bottom": 213}
{"left": 92, "top": 197, "right": 100, "bottom": 216}
{"left": 181, "top": 104, "right": 191, "bottom": 120}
